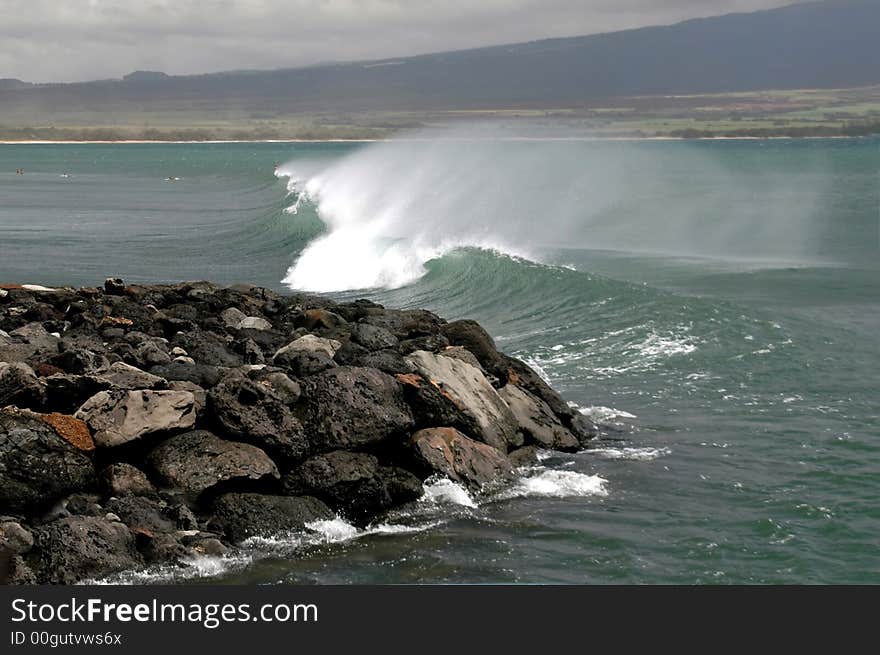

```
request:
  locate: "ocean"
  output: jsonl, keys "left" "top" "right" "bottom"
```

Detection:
{"left": 1, "top": 136, "right": 878, "bottom": 584}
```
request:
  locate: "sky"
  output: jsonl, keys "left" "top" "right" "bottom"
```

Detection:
{"left": 1, "top": 0, "right": 809, "bottom": 83}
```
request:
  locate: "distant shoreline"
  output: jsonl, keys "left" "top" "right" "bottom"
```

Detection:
{"left": 0, "top": 135, "right": 870, "bottom": 145}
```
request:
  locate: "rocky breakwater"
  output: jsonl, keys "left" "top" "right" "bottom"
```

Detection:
{"left": 0, "top": 279, "right": 596, "bottom": 584}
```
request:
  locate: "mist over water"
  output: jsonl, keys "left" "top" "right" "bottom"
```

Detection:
{"left": 279, "top": 126, "right": 837, "bottom": 292}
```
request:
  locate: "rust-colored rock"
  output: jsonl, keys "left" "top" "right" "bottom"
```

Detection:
{"left": 40, "top": 413, "right": 95, "bottom": 452}
{"left": 34, "top": 363, "right": 65, "bottom": 378}
{"left": 395, "top": 373, "right": 423, "bottom": 388}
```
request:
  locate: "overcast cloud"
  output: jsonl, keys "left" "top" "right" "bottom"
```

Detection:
{"left": 1, "top": 0, "right": 807, "bottom": 83}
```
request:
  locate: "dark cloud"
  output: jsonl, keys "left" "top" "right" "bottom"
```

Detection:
{"left": 1, "top": 1, "right": 808, "bottom": 83}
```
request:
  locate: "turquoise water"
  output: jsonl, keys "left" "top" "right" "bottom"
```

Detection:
{"left": 1, "top": 138, "right": 878, "bottom": 584}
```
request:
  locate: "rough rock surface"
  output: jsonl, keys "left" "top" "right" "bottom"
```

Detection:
{"left": 30, "top": 516, "right": 141, "bottom": 585}
{"left": 405, "top": 350, "right": 521, "bottom": 452}
{"left": 282, "top": 450, "right": 422, "bottom": 525}
{"left": 100, "top": 463, "right": 156, "bottom": 497}
{"left": 208, "top": 375, "right": 308, "bottom": 463}
{"left": 297, "top": 366, "right": 414, "bottom": 451}
{"left": 149, "top": 430, "right": 279, "bottom": 496}
{"left": 0, "top": 412, "right": 95, "bottom": 514}
{"left": 499, "top": 384, "right": 580, "bottom": 452}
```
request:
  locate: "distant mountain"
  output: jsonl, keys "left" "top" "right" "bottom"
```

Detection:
{"left": 1, "top": 0, "right": 877, "bottom": 119}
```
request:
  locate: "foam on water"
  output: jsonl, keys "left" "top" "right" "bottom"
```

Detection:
{"left": 587, "top": 446, "right": 671, "bottom": 461}
{"left": 503, "top": 469, "right": 609, "bottom": 499}
{"left": 578, "top": 405, "right": 638, "bottom": 424}
{"left": 87, "top": 553, "right": 252, "bottom": 585}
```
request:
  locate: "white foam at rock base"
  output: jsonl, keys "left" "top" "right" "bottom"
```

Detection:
{"left": 420, "top": 477, "right": 478, "bottom": 508}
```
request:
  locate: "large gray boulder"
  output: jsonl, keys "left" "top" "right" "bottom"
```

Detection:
{"left": 296, "top": 366, "right": 414, "bottom": 452}
{"left": 208, "top": 493, "right": 333, "bottom": 542}
{"left": 0, "top": 412, "right": 95, "bottom": 514}
{"left": 499, "top": 384, "right": 580, "bottom": 452}
{"left": 405, "top": 350, "right": 521, "bottom": 452}
{"left": 75, "top": 389, "right": 196, "bottom": 448}
{"left": 149, "top": 430, "right": 279, "bottom": 496}
{"left": 411, "top": 427, "right": 514, "bottom": 490}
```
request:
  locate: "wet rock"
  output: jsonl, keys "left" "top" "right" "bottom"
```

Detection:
{"left": 297, "top": 366, "right": 414, "bottom": 452}
{"left": 507, "top": 445, "right": 542, "bottom": 468}
{"left": 411, "top": 427, "right": 514, "bottom": 490}
{"left": 0, "top": 412, "right": 95, "bottom": 514}
{"left": 501, "top": 354, "right": 574, "bottom": 422}
{"left": 441, "top": 320, "right": 507, "bottom": 379}
{"left": 149, "top": 430, "right": 279, "bottom": 497}
{"left": 568, "top": 413, "right": 599, "bottom": 445}
{"left": 209, "top": 493, "right": 333, "bottom": 542}
{"left": 208, "top": 375, "right": 309, "bottom": 464}
{"left": 499, "top": 384, "right": 579, "bottom": 452}
{"left": 134, "top": 530, "right": 191, "bottom": 564}
{"left": 350, "top": 323, "right": 398, "bottom": 351}
{"left": 405, "top": 350, "right": 521, "bottom": 452}
{"left": 282, "top": 451, "right": 421, "bottom": 525}
{"left": 75, "top": 389, "right": 196, "bottom": 448}
{"left": 100, "top": 463, "right": 156, "bottom": 497}
{"left": 0, "top": 362, "right": 45, "bottom": 410}
{"left": 31, "top": 516, "right": 141, "bottom": 584}
{"left": 94, "top": 361, "right": 167, "bottom": 390}
{"left": 377, "top": 466, "right": 424, "bottom": 507}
